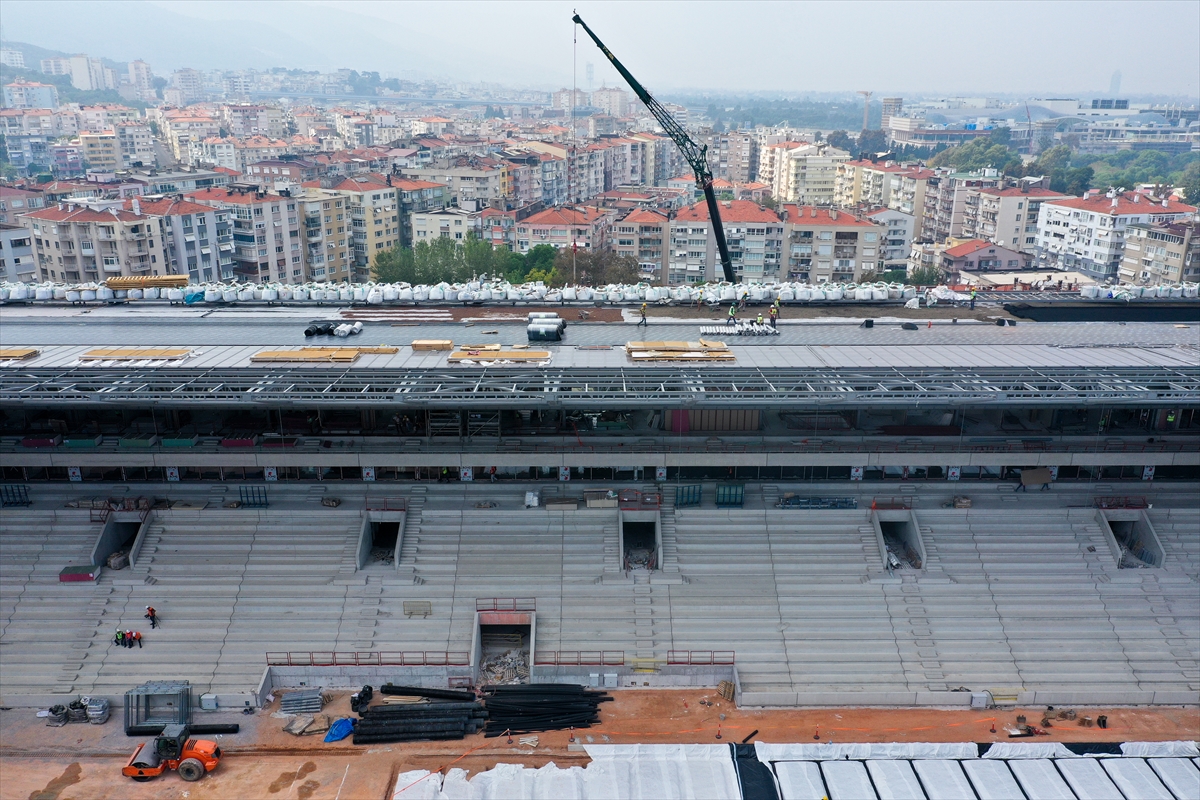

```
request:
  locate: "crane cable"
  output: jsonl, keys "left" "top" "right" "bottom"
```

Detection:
{"left": 571, "top": 10, "right": 578, "bottom": 284}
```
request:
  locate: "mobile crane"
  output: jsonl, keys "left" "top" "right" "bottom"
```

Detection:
{"left": 572, "top": 14, "right": 736, "bottom": 284}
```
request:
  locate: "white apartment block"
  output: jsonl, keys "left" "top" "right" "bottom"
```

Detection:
{"left": 962, "top": 186, "right": 1072, "bottom": 251}
{"left": 670, "top": 199, "right": 783, "bottom": 284}
{"left": 864, "top": 208, "right": 916, "bottom": 270}
{"left": 781, "top": 205, "right": 880, "bottom": 283}
{"left": 773, "top": 144, "right": 849, "bottom": 205}
{"left": 1035, "top": 190, "right": 1197, "bottom": 281}
{"left": 1120, "top": 220, "right": 1200, "bottom": 285}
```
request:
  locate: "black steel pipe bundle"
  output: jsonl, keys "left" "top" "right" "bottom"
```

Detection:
{"left": 378, "top": 684, "right": 477, "bottom": 703}
{"left": 482, "top": 684, "right": 612, "bottom": 737}
{"left": 352, "top": 698, "right": 486, "bottom": 745}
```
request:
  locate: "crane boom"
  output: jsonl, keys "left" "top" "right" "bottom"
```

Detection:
{"left": 573, "top": 13, "right": 736, "bottom": 283}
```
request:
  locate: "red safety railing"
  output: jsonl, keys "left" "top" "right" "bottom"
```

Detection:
{"left": 871, "top": 496, "right": 913, "bottom": 510}
{"left": 366, "top": 497, "right": 407, "bottom": 512}
{"left": 1094, "top": 496, "right": 1149, "bottom": 509}
{"left": 667, "top": 650, "right": 736, "bottom": 666}
{"left": 534, "top": 650, "right": 625, "bottom": 666}
{"left": 90, "top": 506, "right": 111, "bottom": 523}
{"left": 265, "top": 651, "right": 469, "bottom": 667}
{"left": 618, "top": 489, "right": 661, "bottom": 510}
{"left": 476, "top": 598, "right": 536, "bottom": 612}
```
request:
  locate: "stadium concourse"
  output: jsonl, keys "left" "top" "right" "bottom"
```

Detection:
{"left": 0, "top": 302, "right": 1197, "bottom": 711}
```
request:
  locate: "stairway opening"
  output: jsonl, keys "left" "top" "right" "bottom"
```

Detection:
{"left": 1108, "top": 519, "right": 1162, "bottom": 568}
{"left": 621, "top": 517, "right": 659, "bottom": 571}
{"left": 478, "top": 622, "right": 531, "bottom": 685}
{"left": 874, "top": 511, "right": 925, "bottom": 571}
{"left": 371, "top": 521, "right": 399, "bottom": 550}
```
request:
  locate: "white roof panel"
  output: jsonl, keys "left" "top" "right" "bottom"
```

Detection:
{"left": 867, "top": 759, "right": 928, "bottom": 800}
{"left": 774, "top": 761, "right": 829, "bottom": 800}
{"left": 1056, "top": 759, "right": 1123, "bottom": 800}
{"left": 961, "top": 760, "right": 1026, "bottom": 800}
{"left": 1102, "top": 758, "right": 1174, "bottom": 800}
{"left": 822, "top": 761, "right": 878, "bottom": 800}
{"left": 1008, "top": 759, "right": 1076, "bottom": 800}
{"left": 912, "top": 760, "right": 979, "bottom": 800}
{"left": 1148, "top": 758, "right": 1200, "bottom": 800}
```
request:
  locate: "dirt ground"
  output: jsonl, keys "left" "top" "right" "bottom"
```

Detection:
{"left": 2, "top": 691, "right": 1196, "bottom": 800}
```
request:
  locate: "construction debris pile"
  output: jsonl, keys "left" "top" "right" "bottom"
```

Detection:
{"left": 480, "top": 648, "right": 530, "bottom": 685}
{"left": 883, "top": 535, "right": 922, "bottom": 570}
{"left": 354, "top": 685, "right": 485, "bottom": 744}
{"left": 481, "top": 684, "right": 612, "bottom": 737}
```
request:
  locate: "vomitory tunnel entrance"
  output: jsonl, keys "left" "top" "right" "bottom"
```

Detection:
{"left": 620, "top": 511, "right": 660, "bottom": 571}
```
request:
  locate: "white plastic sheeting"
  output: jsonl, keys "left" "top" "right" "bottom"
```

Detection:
{"left": 865, "top": 759, "right": 926, "bottom": 800}
{"left": 820, "top": 760, "right": 875, "bottom": 800}
{"left": 756, "top": 742, "right": 978, "bottom": 762}
{"left": 393, "top": 746, "right": 741, "bottom": 800}
{"left": 1056, "top": 759, "right": 1124, "bottom": 800}
{"left": 773, "top": 762, "right": 828, "bottom": 800}
{"left": 960, "top": 759, "right": 1027, "bottom": 800}
{"left": 911, "top": 760, "right": 976, "bottom": 800}
{"left": 1150, "top": 758, "right": 1200, "bottom": 800}
{"left": 1007, "top": 759, "right": 1076, "bottom": 800}
{"left": 1122, "top": 741, "right": 1200, "bottom": 758}
{"left": 1102, "top": 758, "right": 1175, "bottom": 800}
{"left": 982, "top": 742, "right": 1078, "bottom": 760}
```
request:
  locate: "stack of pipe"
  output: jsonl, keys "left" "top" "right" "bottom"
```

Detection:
{"left": 352, "top": 684, "right": 485, "bottom": 744}
{"left": 481, "top": 684, "right": 612, "bottom": 737}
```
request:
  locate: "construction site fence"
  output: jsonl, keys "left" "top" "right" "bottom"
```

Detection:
{"left": 667, "top": 650, "right": 736, "bottom": 666}
{"left": 475, "top": 598, "right": 536, "bottom": 612}
{"left": 533, "top": 651, "right": 626, "bottom": 666}
{"left": 266, "top": 651, "right": 470, "bottom": 667}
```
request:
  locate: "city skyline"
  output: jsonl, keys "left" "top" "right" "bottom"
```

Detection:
{"left": 1, "top": 0, "right": 1197, "bottom": 97}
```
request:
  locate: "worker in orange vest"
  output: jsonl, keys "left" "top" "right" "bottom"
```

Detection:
{"left": 131, "top": 631, "right": 143, "bottom": 649}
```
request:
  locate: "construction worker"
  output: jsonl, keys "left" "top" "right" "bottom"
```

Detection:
{"left": 131, "top": 631, "right": 143, "bottom": 649}
{"left": 114, "top": 628, "right": 125, "bottom": 647}
{"left": 727, "top": 305, "right": 736, "bottom": 326}
{"left": 969, "top": 289, "right": 977, "bottom": 310}
{"left": 489, "top": 466, "right": 497, "bottom": 483}
{"left": 768, "top": 305, "right": 778, "bottom": 329}
{"left": 124, "top": 630, "right": 134, "bottom": 648}
{"left": 144, "top": 606, "right": 158, "bottom": 628}
{"left": 638, "top": 302, "right": 648, "bottom": 328}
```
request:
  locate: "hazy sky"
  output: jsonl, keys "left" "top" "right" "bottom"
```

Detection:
{"left": 2, "top": 0, "right": 1197, "bottom": 97}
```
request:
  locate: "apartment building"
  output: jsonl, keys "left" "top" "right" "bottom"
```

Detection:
{"left": 2, "top": 80, "right": 59, "bottom": 110}
{"left": 670, "top": 200, "right": 783, "bottom": 283}
{"left": 400, "top": 157, "right": 506, "bottom": 207}
{"left": 920, "top": 169, "right": 1003, "bottom": 243}
{"left": 962, "top": 186, "right": 1072, "bottom": 251}
{"left": 1, "top": 108, "right": 56, "bottom": 172}
{"left": 115, "top": 122, "right": 155, "bottom": 168}
{"left": 480, "top": 207, "right": 518, "bottom": 250}
{"left": 1120, "top": 220, "right": 1200, "bottom": 285}
{"left": 780, "top": 205, "right": 879, "bottom": 283}
{"left": 513, "top": 206, "right": 614, "bottom": 254}
{"left": 612, "top": 208, "right": 669, "bottom": 283}
{"left": 128, "top": 197, "right": 235, "bottom": 283}
{"left": 389, "top": 178, "right": 445, "bottom": 246}
{"left": 773, "top": 144, "right": 850, "bottom": 205}
{"left": 834, "top": 160, "right": 919, "bottom": 209}
{"left": 887, "top": 167, "right": 935, "bottom": 239}
{"left": 222, "top": 104, "right": 284, "bottom": 138}
{"left": 170, "top": 69, "right": 206, "bottom": 105}
{"left": 319, "top": 175, "right": 402, "bottom": 279}
{"left": 1036, "top": 190, "right": 1197, "bottom": 281}
{"left": 187, "top": 186, "right": 303, "bottom": 283}
{"left": 0, "top": 222, "right": 36, "bottom": 281}
{"left": 703, "top": 130, "right": 757, "bottom": 183}
{"left": 22, "top": 201, "right": 168, "bottom": 282}
{"left": 0, "top": 186, "right": 46, "bottom": 224}
{"left": 756, "top": 141, "right": 805, "bottom": 196}
{"left": 79, "top": 131, "right": 120, "bottom": 171}
{"left": 590, "top": 87, "right": 631, "bottom": 118}
{"left": 298, "top": 187, "right": 353, "bottom": 283}
{"left": 941, "top": 240, "right": 1032, "bottom": 278}
{"left": 164, "top": 113, "right": 221, "bottom": 162}
{"left": 127, "top": 60, "right": 156, "bottom": 102}
{"left": 627, "top": 132, "right": 680, "bottom": 188}
{"left": 863, "top": 208, "right": 916, "bottom": 270}
{"left": 411, "top": 206, "right": 483, "bottom": 242}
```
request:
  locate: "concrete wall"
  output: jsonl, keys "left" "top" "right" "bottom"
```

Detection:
{"left": 90, "top": 513, "right": 145, "bottom": 567}
{"left": 532, "top": 664, "right": 735, "bottom": 689}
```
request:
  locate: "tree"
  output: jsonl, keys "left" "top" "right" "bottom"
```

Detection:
{"left": 552, "top": 249, "right": 639, "bottom": 287}
{"left": 760, "top": 195, "right": 777, "bottom": 210}
{"left": 909, "top": 264, "right": 943, "bottom": 286}
{"left": 857, "top": 130, "right": 889, "bottom": 157}
{"left": 988, "top": 127, "right": 1012, "bottom": 146}
{"left": 826, "top": 130, "right": 854, "bottom": 152}
{"left": 1181, "top": 161, "right": 1200, "bottom": 205}
{"left": 1061, "top": 166, "right": 1094, "bottom": 197}
{"left": 929, "top": 137, "right": 1021, "bottom": 174}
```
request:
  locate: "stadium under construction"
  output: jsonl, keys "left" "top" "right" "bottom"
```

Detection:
{"left": 0, "top": 302, "right": 1197, "bottom": 712}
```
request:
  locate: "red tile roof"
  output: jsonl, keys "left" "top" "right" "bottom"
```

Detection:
{"left": 520, "top": 206, "right": 608, "bottom": 226}
{"left": 779, "top": 205, "right": 877, "bottom": 227}
{"left": 978, "top": 187, "right": 1072, "bottom": 198}
{"left": 621, "top": 209, "right": 668, "bottom": 224}
{"left": 1046, "top": 192, "right": 1196, "bottom": 216}
{"left": 676, "top": 200, "right": 779, "bottom": 224}
{"left": 123, "top": 198, "right": 215, "bottom": 216}
{"left": 186, "top": 187, "right": 289, "bottom": 205}
{"left": 942, "top": 239, "right": 995, "bottom": 258}
{"left": 23, "top": 205, "right": 145, "bottom": 223}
